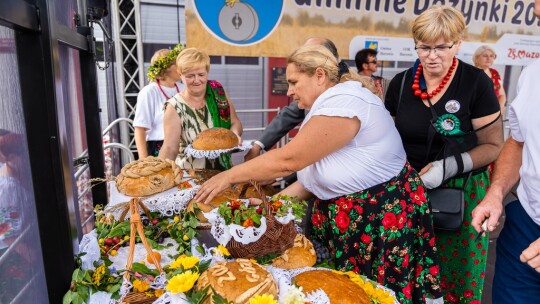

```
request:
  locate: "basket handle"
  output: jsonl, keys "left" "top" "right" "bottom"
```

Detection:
{"left": 249, "top": 180, "right": 270, "bottom": 215}
{"left": 123, "top": 198, "right": 163, "bottom": 281}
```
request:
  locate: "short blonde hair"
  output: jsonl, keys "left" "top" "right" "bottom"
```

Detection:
{"left": 412, "top": 5, "right": 466, "bottom": 44}
{"left": 473, "top": 45, "right": 497, "bottom": 67}
{"left": 176, "top": 48, "right": 210, "bottom": 74}
{"left": 287, "top": 44, "right": 380, "bottom": 96}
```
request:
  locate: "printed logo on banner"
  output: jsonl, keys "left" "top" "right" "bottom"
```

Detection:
{"left": 365, "top": 41, "right": 378, "bottom": 50}
{"left": 192, "top": 0, "right": 284, "bottom": 46}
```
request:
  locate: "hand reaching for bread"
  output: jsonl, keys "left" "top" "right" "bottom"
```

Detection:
{"left": 194, "top": 171, "right": 234, "bottom": 205}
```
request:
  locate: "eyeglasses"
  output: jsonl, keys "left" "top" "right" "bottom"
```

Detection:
{"left": 367, "top": 60, "right": 377, "bottom": 65}
{"left": 415, "top": 43, "right": 455, "bottom": 56}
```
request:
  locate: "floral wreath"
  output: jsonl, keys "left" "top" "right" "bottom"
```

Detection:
{"left": 147, "top": 43, "right": 184, "bottom": 81}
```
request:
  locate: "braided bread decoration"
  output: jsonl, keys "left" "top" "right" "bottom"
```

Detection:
{"left": 116, "top": 157, "right": 183, "bottom": 197}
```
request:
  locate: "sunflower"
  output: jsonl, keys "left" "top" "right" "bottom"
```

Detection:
{"left": 170, "top": 255, "right": 200, "bottom": 270}
{"left": 166, "top": 271, "right": 199, "bottom": 294}
{"left": 248, "top": 294, "right": 278, "bottom": 304}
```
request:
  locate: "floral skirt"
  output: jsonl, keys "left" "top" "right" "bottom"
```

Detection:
{"left": 435, "top": 170, "right": 490, "bottom": 303}
{"left": 310, "top": 163, "right": 442, "bottom": 304}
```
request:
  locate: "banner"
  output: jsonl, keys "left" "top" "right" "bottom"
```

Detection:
{"left": 186, "top": 0, "right": 540, "bottom": 65}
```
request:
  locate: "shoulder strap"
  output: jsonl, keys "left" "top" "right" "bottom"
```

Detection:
{"left": 397, "top": 71, "right": 407, "bottom": 114}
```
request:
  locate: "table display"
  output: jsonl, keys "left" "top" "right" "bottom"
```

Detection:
{"left": 64, "top": 155, "right": 398, "bottom": 304}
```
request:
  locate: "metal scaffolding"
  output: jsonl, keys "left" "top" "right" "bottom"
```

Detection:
{"left": 110, "top": 0, "right": 144, "bottom": 152}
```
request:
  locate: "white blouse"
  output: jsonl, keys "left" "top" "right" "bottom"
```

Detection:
{"left": 297, "top": 81, "right": 406, "bottom": 200}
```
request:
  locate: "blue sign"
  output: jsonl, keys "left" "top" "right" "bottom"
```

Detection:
{"left": 193, "top": 0, "right": 284, "bottom": 46}
{"left": 365, "top": 40, "right": 378, "bottom": 51}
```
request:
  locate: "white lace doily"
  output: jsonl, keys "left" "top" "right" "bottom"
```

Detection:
{"left": 184, "top": 141, "right": 252, "bottom": 159}
{"left": 109, "top": 238, "right": 181, "bottom": 272}
{"left": 106, "top": 181, "right": 197, "bottom": 219}
{"left": 204, "top": 200, "right": 296, "bottom": 246}
{"left": 153, "top": 291, "right": 189, "bottom": 304}
{"left": 78, "top": 230, "right": 101, "bottom": 271}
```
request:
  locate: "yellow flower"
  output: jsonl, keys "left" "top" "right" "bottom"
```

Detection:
{"left": 248, "top": 294, "right": 278, "bottom": 304}
{"left": 214, "top": 245, "right": 230, "bottom": 257}
{"left": 170, "top": 255, "right": 199, "bottom": 270}
{"left": 132, "top": 279, "right": 150, "bottom": 292}
{"left": 92, "top": 264, "right": 107, "bottom": 286}
{"left": 166, "top": 271, "right": 199, "bottom": 294}
{"left": 370, "top": 286, "right": 396, "bottom": 304}
{"left": 154, "top": 289, "right": 165, "bottom": 297}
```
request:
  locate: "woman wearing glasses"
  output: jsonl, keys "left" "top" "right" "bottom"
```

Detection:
{"left": 385, "top": 5, "right": 503, "bottom": 303}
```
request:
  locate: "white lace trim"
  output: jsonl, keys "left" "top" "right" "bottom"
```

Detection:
{"left": 106, "top": 181, "right": 197, "bottom": 220}
{"left": 204, "top": 200, "right": 295, "bottom": 246}
{"left": 184, "top": 141, "right": 252, "bottom": 159}
{"left": 109, "top": 238, "right": 181, "bottom": 271}
{"left": 78, "top": 230, "right": 100, "bottom": 271}
{"left": 88, "top": 291, "right": 117, "bottom": 304}
{"left": 153, "top": 292, "right": 189, "bottom": 304}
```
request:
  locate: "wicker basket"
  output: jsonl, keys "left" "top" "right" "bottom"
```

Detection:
{"left": 225, "top": 180, "right": 297, "bottom": 258}
{"left": 120, "top": 198, "right": 163, "bottom": 304}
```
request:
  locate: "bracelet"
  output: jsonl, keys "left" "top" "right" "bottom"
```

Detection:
{"left": 251, "top": 140, "right": 265, "bottom": 150}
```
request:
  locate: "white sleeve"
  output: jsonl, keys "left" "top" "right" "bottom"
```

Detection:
{"left": 311, "top": 95, "right": 367, "bottom": 123}
{"left": 133, "top": 86, "right": 155, "bottom": 129}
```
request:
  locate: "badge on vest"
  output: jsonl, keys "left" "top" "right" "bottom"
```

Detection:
{"left": 445, "top": 100, "right": 460, "bottom": 113}
{"left": 434, "top": 114, "right": 465, "bottom": 136}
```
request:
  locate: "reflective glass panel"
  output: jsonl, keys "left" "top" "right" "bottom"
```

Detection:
{"left": 0, "top": 25, "right": 48, "bottom": 303}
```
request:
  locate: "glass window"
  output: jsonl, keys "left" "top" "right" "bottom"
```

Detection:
{"left": 57, "top": 45, "right": 95, "bottom": 235}
{"left": 224, "top": 56, "right": 259, "bottom": 65}
{"left": 55, "top": 0, "right": 78, "bottom": 29}
{"left": 0, "top": 25, "right": 48, "bottom": 303}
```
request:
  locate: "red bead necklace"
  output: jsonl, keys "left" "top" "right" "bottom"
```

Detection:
{"left": 157, "top": 79, "right": 180, "bottom": 100}
{"left": 412, "top": 57, "right": 457, "bottom": 100}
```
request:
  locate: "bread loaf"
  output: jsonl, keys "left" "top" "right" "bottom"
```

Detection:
{"left": 197, "top": 259, "right": 278, "bottom": 304}
{"left": 186, "top": 169, "right": 221, "bottom": 185}
{"left": 192, "top": 127, "right": 238, "bottom": 150}
{"left": 186, "top": 187, "right": 240, "bottom": 222}
{"left": 234, "top": 182, "right": 276, "bottom": 199}
{"left": 115, "top": 157, "right": 183, "bottom": 197}
{"left": 293, "top": 270, "right": 370, "bottom": 304}
{"left": 271, "top": 234, "right": 316, "bottom": 269}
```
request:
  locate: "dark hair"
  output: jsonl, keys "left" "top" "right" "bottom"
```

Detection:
{"left": 354, "top": 48, "right": 378, "bottom": 71}
{"left": 321, "top": 39, "right": 339, "bottom": 60}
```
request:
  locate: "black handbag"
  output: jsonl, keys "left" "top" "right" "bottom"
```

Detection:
{"left": 427, "top": 171, "right": 471, "bottom": 230}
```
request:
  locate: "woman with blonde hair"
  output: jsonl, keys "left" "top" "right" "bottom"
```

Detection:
{"left": 196, "top": 44, "right": 442, "bottom": 303}
{"left": 159, "top": 48, "right": 243, "bottom": 170}
{"left": 385, "top": 5, "right": 503, "bottom": 302}
{"left": 473, "top": 45, "right": 507, "bottom": 117}
{"left": 134, "top": 46, "right": 184, "bottom": 158}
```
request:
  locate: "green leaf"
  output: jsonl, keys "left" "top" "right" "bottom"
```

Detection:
{"left": 62, "top": 291, "right": 73, "bottom": 304}
{"left": 108, "top": 221, "right": 131, "bottom": 237}
{"left": 195, "top": 244, "right": 205, "bottom": 255}
{"left": 189, "top": 216, "right": 198, "bottom": 228}
{"left": 131, "top": 262, "right": 160, "bottom": 276}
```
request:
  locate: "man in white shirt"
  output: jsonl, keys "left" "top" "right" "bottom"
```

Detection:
{"left": 471, "top": 1, "right": 540, "bottom": 301}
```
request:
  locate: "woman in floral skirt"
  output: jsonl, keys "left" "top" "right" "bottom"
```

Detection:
{"left": 195, "top": 44, "right": 442, "bottom": 303}
{"left": 385, "top": 6, "right": 503, "bottom": 303}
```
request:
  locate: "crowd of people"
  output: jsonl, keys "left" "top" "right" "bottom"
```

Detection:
{"left": 127, "top": 3, "right": 540, "bottom": 303}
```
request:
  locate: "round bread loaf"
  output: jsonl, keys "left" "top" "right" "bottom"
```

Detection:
{"left": 235, "top": 182, "right": 276, "bottom": 199}
{"left": 115, "top": 157, "right": 182, "bottom": 197}
{"left": 186, "top": 187, "right": 240, "bottom": 222}
{"left": 192, "top": 127, "right": 238, "bottom": 150}
{"left": 294, "top": 270, "right": 370, "bottom": 304}
{"left": 271, "top": 234, "right": 316, "bottom": 269}
{"left": 197, "top": 259, "right": 278, "bottom": 304}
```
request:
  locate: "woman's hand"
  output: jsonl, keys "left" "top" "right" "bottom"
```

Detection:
{"left": 194, "top": 171, "right": 233, "bottom": 205}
